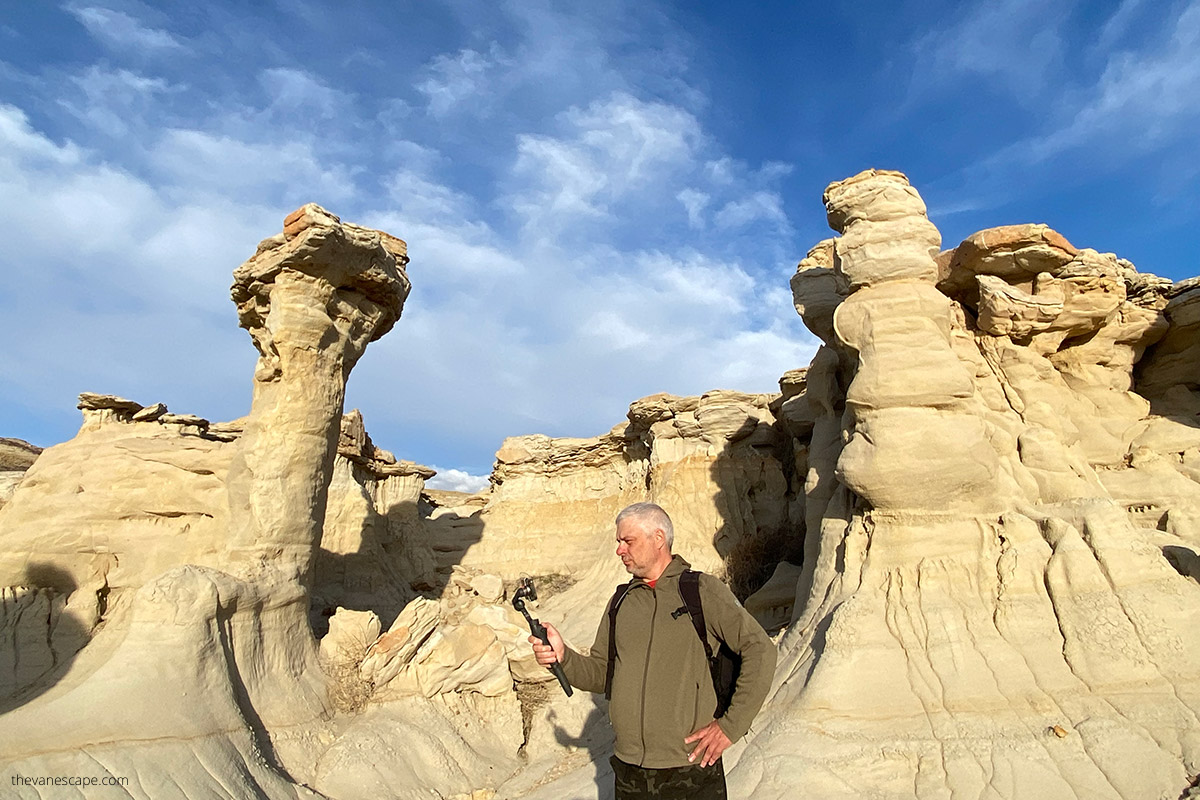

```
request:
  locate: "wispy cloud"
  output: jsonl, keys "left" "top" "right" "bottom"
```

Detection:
{"left": 1051, "top": 2, "right": 1200, "bottom": 153}
{"left": 714, "top": 190, "right": 789, "bottom": 231}
{"left": 258, "top": 67, "right": 342, "bottom": 120}
{"left": 676, "top": 188, "right": 709, "bottom": 229}
{"left": 509, "top": 91, "right": 702, "bottom": 235}
{"left": 60, "top": 65, "right": 173, "bottom": 136}
{"left": 909, "top": 0, "right": 1073, "bottom": 100}
{"left": 1096, "top": 0, "right": 1149, "bottom": 51}
{"left": 986, "top": 0, "right": 1200, "bottom": 166}
{"left": 417, "top": 46, "right": 507, "bottom": 117}
{"left": 149, "top": 129, "right": 356, "bottom": 203}
{"left": 0, "top": 104, "right": 82, "bottom": 164}
{"left": 921, "top": 0, "right": 1200, "bottom": 222}
{"left": 65, "top": 3, "right": 184, "bottom": 52}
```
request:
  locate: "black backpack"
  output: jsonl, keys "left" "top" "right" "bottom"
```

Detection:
{"left": 603, "top": 569, "right": 741, "bottom": 718}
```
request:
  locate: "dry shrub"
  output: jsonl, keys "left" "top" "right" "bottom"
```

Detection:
{"left": 724, "top": 525, "right": 804, "bottom": 601}
{"left": 322, "top": 658, "right": 374, "bottom": 714}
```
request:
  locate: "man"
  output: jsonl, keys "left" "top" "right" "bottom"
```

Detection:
{"left": 530, "top": 502, "right": 776, "bottom": 799}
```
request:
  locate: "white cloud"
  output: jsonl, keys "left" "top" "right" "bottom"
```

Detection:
{"left": 61, "top": 65, "right": 173, "bottom": 136}
{"left": 348, "top": 209, "right": 813, "bottom": 471}
{"left": 926, "top": 0, "right": 1200, "bottom": 216}
{"left": 705, "top": 158, "right": 735, "bottom": 185}
{"left": 986, "top": 0, "right": 1200, "bottom": 166}
{"left": 65, "top": 4, "right": 184, "bottom": 52}
{"left": 0, "top": 105, "right": 82, "bottom": 165}
{"left": 149, "top": 129, "right": 356, "bottom": 202}
{"left": 425, "top": 467, "right": 491, "bottom": 493}
{"left": 762, "top": 286, "right": 797, "bottom": 316}
{"left": 648, "top": 252, "right": 755, "bottom": 314}
{"left": 708, "top": 325, "right": 814, "bottom": 389}
{"left": 1057, "top": 2, "right": 1200, "bottom": 148}
{"left": 756, "top": 161, "right": 794, "bottom": 182}
{"left": 1097, "top": 0, "right": 1148, "bottom": 51}
{"left": 910, "top": 0, "right": 1071, "bottom": 99}
{"left": 564, "top": 252, "right": 757, "bottom": 360}
{"left": 258, "top": 67, "right": 341, "bottom": 120}
{"left": 1, "top": 3, "right": 816, "bottom": 481}
{"left": 512, "top": 133, "right": 610, "bottom": 224}
{"left": 677, "top": 188, "right": 709, "bottom": 228}
{"left": 584, "top": 310, "right": 654, "bottom": 351}
{"left": 384, "top": 168, "right": 476, "bottom": 222}
{"left": 714, "top": 190, "right": 789, "bottom": 231}
{"left": 417, "top": 47, "right": 503, "bottom": 117}
{"left": 565, "top": 93, "right": 698, "bottom": 180}
{"left": 0, "top": 109, "right": 263, "bottom": 424}
{"left": 366, "top": 174, "right": 528, "bottom": 283}
{"left": 507, "top": 91, "right": 704, "bottom": 237}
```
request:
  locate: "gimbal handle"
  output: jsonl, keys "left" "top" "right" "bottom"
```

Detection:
{"left": 513, "top": 581, "right": 573, "bottom": 697}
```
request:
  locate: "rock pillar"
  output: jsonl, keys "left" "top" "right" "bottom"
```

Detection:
{"left": 739, "top": 170, "right": 1200, "bottom": 800}
{"left": 827, "top": 169, "right": 1000, "bottom": 512}
{"left": 226, "top": 204, "right": 410, "bottom": 584}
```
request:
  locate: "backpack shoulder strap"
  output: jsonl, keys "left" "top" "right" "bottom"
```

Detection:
{"left": 604, "top": 582, "right": 634, "bottom": 700}
{"left": 678, "top": 570, "right": 713, "bottom": 661}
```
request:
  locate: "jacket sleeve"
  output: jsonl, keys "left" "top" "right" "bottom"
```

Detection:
{"left": 559, "top": 611, "right": 610, "bottom": 694}
{"left": 700, "top": 574, "right": 777, "bottom": 742}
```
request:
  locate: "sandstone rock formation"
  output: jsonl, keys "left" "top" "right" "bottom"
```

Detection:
{"left": 0, "top": 438, "right": 41, "bottom": 511}
{"left": 314, "top": 409, "right": 438, "bottom": 634}
{"left": 448, "top": 389, "right": 799, "bottom": 595}
{"left": 311, "top": 575, "right": 531, "bottom": 798}
{"left": 0, "top": 205, "right": 440, "bottom": 798}
{"left": 729, "top": 169, "right": 1200, "bottom": 800}
{"left": 2, "top": 175, "right": 1199, "bottom": 800}
{"left": 225, "top": 203, "right": 411, "bottom": 584}
{"left": 0, "top": 437, "right": 42, "bottom": 471}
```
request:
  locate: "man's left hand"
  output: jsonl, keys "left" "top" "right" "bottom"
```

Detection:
{"left": 684, "top": 720, "right": 731, "bottom": 768}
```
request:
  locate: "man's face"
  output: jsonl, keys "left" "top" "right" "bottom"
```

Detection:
{"left": 615, "top": 518, "right": 661, "bottom": 578}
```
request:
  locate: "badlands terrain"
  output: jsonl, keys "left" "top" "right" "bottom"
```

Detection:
{"left": 1, "top": 170, "right": 1198, "bottom": 799}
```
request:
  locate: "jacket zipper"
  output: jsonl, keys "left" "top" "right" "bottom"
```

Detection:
{"left": 639, "top": 587, "right": 657, "bottom": 765}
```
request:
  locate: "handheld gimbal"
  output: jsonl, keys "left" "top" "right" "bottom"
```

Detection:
{"left": 512, "top": 577, "right": 573, "bottom": 697}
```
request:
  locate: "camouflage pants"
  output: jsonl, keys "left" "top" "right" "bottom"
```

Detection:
{"left": 610, "top": 756, "right": 727, "bottom": 799}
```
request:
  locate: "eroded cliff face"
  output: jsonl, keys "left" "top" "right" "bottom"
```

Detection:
{"left": 445, "top": 389, "right": 799, "bottom": 590}
{"left": 731, "top": 169, "right": 1200, "bottom": 800}
{"left": 0, "top": 206, "right": 428, "bottom": 797}
{"left": 0, "top": 438, "right": 40, "bottom": 512}
{"left": 313, "top": 409, "right": 438, "bottom": 635}
{"left": 0, "top": 175, "right": 1198, "bottom": 800}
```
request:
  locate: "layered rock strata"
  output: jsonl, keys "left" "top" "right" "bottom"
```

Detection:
{"left": 2, "top": 176, "right": 1198, "bottom": 800}
{"left": 450, "top": 389, "right": 800, "bottom": 598}
{"left": 0, "top": 206, "right": 417, "bottom": 797}
{"left": 0, "top": 437, "right": 41, "bottom": 512}
{"left": 734, "top": 170, "right": 1200, "bottom": 800}
{"left": 313, "top": 410, "right": 438, "bottom": 634}
{"left": 226, "top": 203, "right": 410, "bottom": 584}
{"left": 311, "top": 569, "right": 529, "bottom": 798}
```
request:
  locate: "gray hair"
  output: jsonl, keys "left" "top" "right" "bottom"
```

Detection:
{"left": 615, "top": 502, "right": 674, "bottom": 550}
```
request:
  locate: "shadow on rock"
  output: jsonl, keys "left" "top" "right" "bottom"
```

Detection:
{"left": 312, "top": 484, "right": 486, "bottom": 637}
{"left": 1163, "top": 545, "right": 1200, "bottom": 583}
{"left": 0, "top": 562, "right": 95, "bottom": 714}
{"left": 552, "top": 704, "right": 614, "bottom": 800}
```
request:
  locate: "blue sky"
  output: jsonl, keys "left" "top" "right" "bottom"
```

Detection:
{"left": 1, "top": 0, "right": 1198, "bottom": 490}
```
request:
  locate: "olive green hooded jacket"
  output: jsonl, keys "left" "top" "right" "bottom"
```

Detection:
{"left": 560, "top": 555, "right": 776, "bottom": 769}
